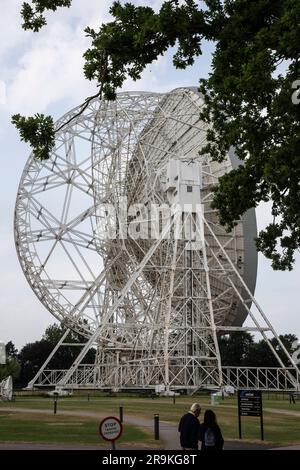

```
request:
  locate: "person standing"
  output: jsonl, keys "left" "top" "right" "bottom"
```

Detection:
{"left": 289, "top": 392, "right": 296, "bottom": 404}
{"left": 178, "top": 403, "right": 201, "bottom": 450}
{"left": 199, "top": 409, "right": 224, "bottom": 451}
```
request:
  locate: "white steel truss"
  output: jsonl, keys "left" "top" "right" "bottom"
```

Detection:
{"left": 31, "top": 366, "right": 300, "bottom": 392}
{"left": 15, "top": 89, "right": 300, "bottom": 393}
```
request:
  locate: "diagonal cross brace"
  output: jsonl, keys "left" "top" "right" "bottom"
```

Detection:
{"left": 58, "top": 210, "right": 181, "bottom": 386}
{"left": 203, "top": 214, "right": 300, "bottom": 381}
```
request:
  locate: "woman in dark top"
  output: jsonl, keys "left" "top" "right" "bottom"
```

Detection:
{"left": 199, "top": 410, "right": 224, "bottom": 451}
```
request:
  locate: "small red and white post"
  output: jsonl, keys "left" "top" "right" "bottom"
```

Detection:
{"left": 99, "top": 416, "right": 123, "bottom": 450}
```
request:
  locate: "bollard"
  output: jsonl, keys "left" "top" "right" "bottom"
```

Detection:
{"left": 154, "top": 414, "right": 159, "bottom": 440}
{"left": 173, "top": 393, "right": 176, "bottom": 405}
{"left": 53, "top": 396, "right": 58, "bottom": 414}
{"left": 119, "top": 406, "right": 124, "bottom": 423}
{"left": 88, "top": 394, "right": 90, "bottom": 401}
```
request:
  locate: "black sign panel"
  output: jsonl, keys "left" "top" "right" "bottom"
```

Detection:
{"left": 238, "top": 390, "right": 262, "bottom": 417}
{"left": 237, "top": 390, "right": 264, "bottom": 440}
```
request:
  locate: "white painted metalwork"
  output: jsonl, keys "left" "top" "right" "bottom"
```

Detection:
{"left": 30, "top": 366, "right": 300, "bottom": 392}
{"left": 0, "top": 376, "right": 13, "bottom": 401}
{"left": 26, "top": 328, "right": 71, "bottom": 389}
{"left": 15, "top": 88, "right": 300, "bottom": 392}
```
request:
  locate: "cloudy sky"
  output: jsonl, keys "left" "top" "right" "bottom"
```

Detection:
{"left": 0, "top": 0, "right": 299, "bottom": 350}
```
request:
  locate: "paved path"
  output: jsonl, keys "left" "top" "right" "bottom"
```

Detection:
{"left": 0, "top": 407, "right": 298, "bottom": 451}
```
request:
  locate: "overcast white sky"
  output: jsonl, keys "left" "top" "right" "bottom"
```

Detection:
{"left": 0, "top": 0, "right": 299, "bottom": 350}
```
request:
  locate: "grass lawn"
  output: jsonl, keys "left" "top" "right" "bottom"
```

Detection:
{"left": 262, "top": 400, "right": 300, "bottom": 412}
{"left": 0, "top": 410, "right": 160, "bottom": 447}
{"left": 1, "top": 394, "right": 299, "bottom": 446}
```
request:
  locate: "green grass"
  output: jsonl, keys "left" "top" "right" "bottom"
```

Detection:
{"left": 262, "top": 400, "right": 300, "bottom": 412}
{"left": 0, "top": 410, "right": 159, "bottom": 447}
{"left": 210, "top": 404, "right": 300, "bottom": 445}
{"left": 1, "top": 394, "right": 300, "bottom": 446}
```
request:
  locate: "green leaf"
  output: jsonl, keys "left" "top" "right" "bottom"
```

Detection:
{"left": 12, "top": 113, "right": 55, "bottom": 160}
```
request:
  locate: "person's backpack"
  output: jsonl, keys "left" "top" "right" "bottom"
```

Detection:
{"left": 204, "top": 427, "right": 216, "bottom": 447}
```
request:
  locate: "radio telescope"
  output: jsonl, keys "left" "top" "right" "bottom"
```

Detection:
{"left": 0, "top": 376, "right": 13, "bottom": 401}
{"left": 15, "top": 88, "right": 300, "bottom": 392}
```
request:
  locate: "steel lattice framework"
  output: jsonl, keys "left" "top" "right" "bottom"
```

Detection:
{"left": 15, "top": 88, "right": 300, "bottom": 392}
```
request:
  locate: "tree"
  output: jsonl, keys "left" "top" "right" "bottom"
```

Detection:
{"left": 21, "top": 0, "right": 72, "bottom": 32}
{"left": 17, "top": 323, "right": 96, "bottom": 386}
{"left": 13, "top": 0, "right": 300, "bottom": 270}
{"left": 219, "top": 332, "right": 299, "bottom": 367}
{"left": 0, "top": 342, "right": 21, "bottom": 381}
{"left": 5, "top": 341, "right": 18, "bottom": 359}
{"left": 248, "top": 333, "right": 299, "bottom": 367}
{"left": 17, "top": 339, "right": 53, "bottom": 386}
{"left": 219, "top": 331, "right": 254, "bottom": 366}
{"left": 42, "top": 323, "right": 96, "bottom": 369}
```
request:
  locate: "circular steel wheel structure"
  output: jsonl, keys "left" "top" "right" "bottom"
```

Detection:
{"left": 15, "top": 88, "right": 257, "bottom": 391}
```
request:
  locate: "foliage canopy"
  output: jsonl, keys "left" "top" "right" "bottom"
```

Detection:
{"left": 13, "top": 0, "right": 300, "bottom": 270}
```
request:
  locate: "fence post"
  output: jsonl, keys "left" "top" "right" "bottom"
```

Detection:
{"left": 154, "top": 414, "right": 159, "bottom": 440}
{"left": 53, "top": 396, "right": 58, "bottom": 414}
